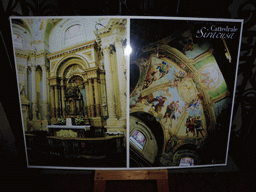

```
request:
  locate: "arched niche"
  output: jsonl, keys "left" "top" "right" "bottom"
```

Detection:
{"left": 64, "top": 75, "right": 85, "bottom": 117}
{"left": 53, "top": 55, "right": 89, "bottom": 77}
{"left": 64, "top": 24, "right": 84, "bottom": 46}
{"left": 48, "top": 19, "right": 87, "bottom": 52}
{"left": 130, "top": 115, "right": 158, "bottom": 165}
{"left": 12, "top": 23, "right": 32, "bottom": 51}
{"left": 130, "top": 112, "right": 165, "bottom": 165}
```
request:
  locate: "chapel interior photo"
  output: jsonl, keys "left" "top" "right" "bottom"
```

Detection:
{"left": 11, "top": 17, "right": 127, "bottom": 167}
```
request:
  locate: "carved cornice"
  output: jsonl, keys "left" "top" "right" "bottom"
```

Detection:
{"left": 210, "top": 90, "right": 230, "bottom": 104}
{"left": 95, "top": 19, "right": 127, "bottom": 38}
{"left": 15, "top": 49, "right": 29, "bottom": 59}
{"left": 192, "top": 48, "right": 214, "bottom": 64}
{"left": 83, "top": 67, "right": 99, "bottom": 79}
{"left": 46, "top": 40, "right": 97, "bottom": 60}
{"left": 27, "top": 50, "right": 46, "bottom": 58}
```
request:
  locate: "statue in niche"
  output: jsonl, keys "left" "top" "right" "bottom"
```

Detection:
{"left": 68, "top": 99, "right": 75, "bottom": 115}
{"left": 65, "top": 76, "right": 82, "bottom": 98}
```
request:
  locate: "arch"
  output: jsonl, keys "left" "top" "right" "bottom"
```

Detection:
{"left": 66, "top": 74, "right": 85, "bottom": 85}
{"left": 12, "top": 19, "right": 32, "bottom": 36}
{"left": 61, "top": 20, "right": 86, "bottom": 47}
{"left": 64, "top": 24, "right": 83, "bottom": 46}
{"left": 48, "top": 19, "right": 86, "bottom": 52}
{"left": 54, "top": 54, "right": 89, "bottom": 77}
{"left": 172, "top": 148, "right": 201, "bottom": 166}
{"left": 12, "top": 33, "right": 23, "bottom": 49}
{"left": 129, "top": 115, "right": 158, "bottom": 164}
{"left": 130, "top": 112, "right": 165, "bottom": 159}
{"left": 12, "top": 23, "right": 32, "bottom": 51}
{"left": 58, "top": 59, "right": 86, "bottom": 79}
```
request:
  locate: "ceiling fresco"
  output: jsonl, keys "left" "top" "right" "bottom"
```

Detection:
{"left": 129, "top": 18, "right": 242, "bottom": 167}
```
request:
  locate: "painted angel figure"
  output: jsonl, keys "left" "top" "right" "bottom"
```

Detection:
{"left": 156, "top": 61, "right": 171, "bottom": 78}
{"left": 150, "top": 95, "right": 167, "bottom": 112}
{"left": 174, "top": 100, "right": 182, "bottom": 114}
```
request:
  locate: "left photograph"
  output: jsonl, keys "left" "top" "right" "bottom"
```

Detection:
{"left": 10, "top": 17, "right": 128, "bottom": 169}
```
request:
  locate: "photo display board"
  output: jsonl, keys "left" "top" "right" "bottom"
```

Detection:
{"left": 10, "top": 16, "right": 243, "bottom": 170}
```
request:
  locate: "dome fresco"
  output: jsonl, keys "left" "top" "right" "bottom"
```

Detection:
{"left": 130, "top": 43, "right": 223, "bottom": 135}
{"left": 130, "top": 42, "right": 231, "bottom": 166}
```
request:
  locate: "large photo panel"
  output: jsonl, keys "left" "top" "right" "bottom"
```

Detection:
{"left": 10, "top": 16, "right": 128, "bottom": 169}
{"left": 129, "top": 18, "right": 243, "bottom": 168}
{"left": 10, "top": 16, "right": 243, "bottom": 170}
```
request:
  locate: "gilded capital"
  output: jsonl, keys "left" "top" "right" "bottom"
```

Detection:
{"left": 30, "top": 65, "right": 36, "bottom": 71}
{"left": 101, "top": 46, "right": 111, "bottom": 55}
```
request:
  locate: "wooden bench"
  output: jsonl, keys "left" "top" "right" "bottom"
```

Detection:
{"left": 94, "top": 170, "right": 169, "bottom": 192}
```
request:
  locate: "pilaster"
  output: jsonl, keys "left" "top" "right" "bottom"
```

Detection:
{"left": 115, "top": 38, "right": 127, "bottom": 126}
{"left": 94, "top": 78, "right": 100, "bottom": 117}
{"left": 88, "top": 78, "right": 94, "bottom": 117}
{"left": 31, "top": 66, "right": 37, "bottom": 120}
{"left": 102, "top": 46, "right": 118, "bottom": 127}
{"left": 41, "top": 65, "right": 48, "bottom": 120}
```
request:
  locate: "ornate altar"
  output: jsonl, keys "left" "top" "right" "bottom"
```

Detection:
{"left": 47, "top": 125, "right": 91, "bottom": 138}
{"left": 64, "top": 77, "right": 85, "bottom": 118}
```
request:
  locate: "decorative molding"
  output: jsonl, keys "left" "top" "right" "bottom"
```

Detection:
{"left": 82, "top": 51, "right": 93, "bottom": 60}
{"left": 15, "top": 49, "right": 29, "bottom": 59}
{"left": 192, "top": 48, "right": 214, "bottom": 64}
{"left": 50, "top": 60, "right": 58, "bottom": 71}
{"left": 47, "top": 40, "right": 96, "bottom": 60}
{"left": 210, "top": 90, "right": 230, "bottom": 104}
{"left": 95, "top": 18, "right": 127, "bottom": 38}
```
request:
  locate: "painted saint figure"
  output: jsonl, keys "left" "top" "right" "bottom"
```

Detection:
{"left": 165, "top": 134, "right": 177, "bottom": 153}
{"left": 154, "top": 96, "right": 167, "bottom": 112}
{"left": 186, "top": 116, "right": 196, "bottom": 136}
{"left": 194, "top": 116, "right": 204, "bottom": 137}
{"left": 164, "top": 101, "right": 176, "bottom": 126}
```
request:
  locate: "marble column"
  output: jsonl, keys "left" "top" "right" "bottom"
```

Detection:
{"left": 47, "top": 81, "right": 51, "bottom": 113}
{"left": 31, "top": 66, "right": 37, "bottom": 120}
{"left": 50, "top": 86, "right": 55, "bottom": 118}
{"left": 100, "top": 73, "right": 107, "bottom": 118}
{"left": 61, "top": 80, "right": 65, "bottom": 117}
{"left": 102, "top": 46, "right": 117, "bottom": 124}
{"left": 84, "top": 81, "right": 89, "bottom": 118}
{"left": 115, "top": 38, "right": 127, "bottom": 122}
{"left": 41, "top": 65, "right": 48, "bottom": 120}
{"left": 88, "top": 79, "right": 94, "bottom": 117}
{"left": 55, "top": 85, "right": 59, "bottom": 118}
{"left": 94, "top": 78, "right": 100, "bottom": 117}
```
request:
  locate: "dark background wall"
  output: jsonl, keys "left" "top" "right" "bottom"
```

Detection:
{"left": 1, "top": 0, "right": 255, "bottom": 191}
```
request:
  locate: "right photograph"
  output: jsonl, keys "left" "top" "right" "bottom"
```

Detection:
{"left": 129, "top": 18, "right": 243, "bottom": 168}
